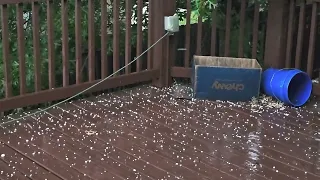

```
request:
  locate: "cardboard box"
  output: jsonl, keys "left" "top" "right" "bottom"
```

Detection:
{"left": 191, "top": 56, "right": 262, "bottom": 101}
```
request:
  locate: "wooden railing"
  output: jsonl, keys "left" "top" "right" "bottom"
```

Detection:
{"left": 1, "top": 0, "right": 320, "bottom": 113}
{"left": 0, "top": 0, "right": 169, "bottom": 112}
{"left": 170, "top": 0, "right": 320, "bottom": 95}
{"left": 264, "top": 0, "right": 320, "bottom": 95}
{"left": 285, "top": 0, "right": 318, "bottom": 79}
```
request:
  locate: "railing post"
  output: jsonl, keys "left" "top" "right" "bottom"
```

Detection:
{"left": 165, "top": 0, "right": 177, "bottom": 87}
{"left": 264, "top": 0, "right": 289, "bottom": 69}
{"left": 166, "top": 34, "right": 178, "bottom": 87}
{"left": 151, "top": 0, "right": 177, "bottom": 87}
{"left": 164, "top": 0, "right": 176, "bottom": 16}
{"left": 151, "top": 0, "right": 165, "bottom": 87}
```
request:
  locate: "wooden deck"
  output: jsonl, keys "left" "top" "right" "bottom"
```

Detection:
{"left": 0, "top": 85, "right": 320, "bottom": 180}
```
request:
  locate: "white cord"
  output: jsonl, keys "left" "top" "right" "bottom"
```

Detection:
{"left": 1, "top": 32, "right": 170, "bottom": 125}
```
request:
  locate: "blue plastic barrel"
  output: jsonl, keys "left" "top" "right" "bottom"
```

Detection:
{"left": 261, "top": 68, "right": 312, "bottom": 107}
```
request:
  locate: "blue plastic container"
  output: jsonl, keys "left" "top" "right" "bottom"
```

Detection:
{"left": 261, "top": 68, "right": 312, "bottom": 107}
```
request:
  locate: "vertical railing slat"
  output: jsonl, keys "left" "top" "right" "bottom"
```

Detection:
{"left": 295, "top": 1, "right": 305, "bottom": 69}
{"left": 62, "top": 0, "right": 69, "bottom": 86}
{"left": 113, "top": 0, "right": 120, "bottom": 74}
{"left": 238, "top": 0, "right": 246, "bottom": 57}
{"left": 184, "top": 0, "right": 191, "bottom": 67}
{"left": 136, "top": 0, "right": 143, "bottom": 72}
{"left": 16, "top": 3, "right": 26, "bottom": 95}
{"left": 251, "top": 1, "right": 260, "bottom": 59}
{"left": 307, "top": 2, "right": 317, "bottom": 76}
{"left": 75, "top": 0, "right": 82, "bottom": 83}
{"left": 147, "top": 0, "right": 153, "bottom": 70}
{"left": 224, "top": 0, "right": 232, "bottom": 57}
{"left": 1, "top": 5, "right": 12, "bottom": 98}
{"left": 196, "top": 17, "right": 202, "bottom": 55}
{"left": 101, "top": 0, "right": 108, "bottom": 78}
{"left": 285, "top": 0, "right": 295, "bottom": 68}
{"left": 88, "top": 0, "right": 95, "bottom": 81}
{"left": 47, "top": 0, "right": 55, "bottom": 89}
{"left": 125, "top": 0, "right": 132, "bottom": 74}
{"left": 210, "top": 8, "right": 217, "bottom": 56}
{"left": 32, "top": 2, "right": 41, "bottom": 92}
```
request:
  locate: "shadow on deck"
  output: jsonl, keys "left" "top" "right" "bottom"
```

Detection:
{"left": 0, "top": 85, "right": 320, "bottom": 179}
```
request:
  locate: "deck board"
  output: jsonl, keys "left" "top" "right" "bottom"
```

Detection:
{"left": 0, "top": 85, "right": 320, "bottom": 179}
{"left": 144, "top": 87, "right": 320, "bottom": 176}
{"left": 73, "top": 99, "right": 212, "bottom": 180}
{"left": 118, "top": 87, "right": 319, "bottom": 179}
{"left": 0, "top": 157, "right": 28, "bottom": 179}
{"left": 35, "top": 107, "right": 151, "bottom": 179}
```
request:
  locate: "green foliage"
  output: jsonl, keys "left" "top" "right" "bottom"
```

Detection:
{"left": 193, "top": 0, "right": 216, "bottom": 17}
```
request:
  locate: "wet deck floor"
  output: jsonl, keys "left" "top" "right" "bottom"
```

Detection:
{"left": 0, "top": 85, "right": 319, "bottom": 180}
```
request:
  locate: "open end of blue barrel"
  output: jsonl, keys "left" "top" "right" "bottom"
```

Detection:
{"left": 287, "top": 72, "right": 312, "bottom": 107}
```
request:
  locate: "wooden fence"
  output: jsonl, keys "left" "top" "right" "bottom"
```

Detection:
{"left": 1, "top": 0, "right": 320, "bottom": 112}
{"left": 0, "top": 0, "right": 166, "bottom": 112}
